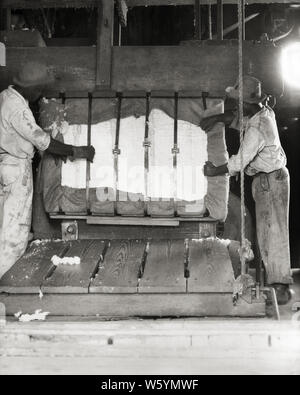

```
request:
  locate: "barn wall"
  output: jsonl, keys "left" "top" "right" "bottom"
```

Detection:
{"left": 0, "top": 42, "right": 282, "bottom": 97}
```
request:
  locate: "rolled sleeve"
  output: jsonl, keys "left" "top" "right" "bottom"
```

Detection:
{"left": 228, "top": 126, "right": 265, "bottom": 176}
{"left": 9, "top": 107, "right": 50, "bottom": 151}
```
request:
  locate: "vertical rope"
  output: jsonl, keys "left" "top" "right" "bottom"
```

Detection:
{"left": 238, "top": 0, "right": 247, "bottom": 275}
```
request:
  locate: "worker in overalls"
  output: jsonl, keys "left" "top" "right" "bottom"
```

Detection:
{"left": 201, "top": 76, "right": 293, "bottom": 305}
{"left": 0, "top": 62, "right": 95, "bottom": 278}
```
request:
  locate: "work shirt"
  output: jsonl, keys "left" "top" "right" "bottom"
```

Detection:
{"left": 0, "top": 86, "right": 50, "bottom": 160}
{"left": 228, "top": 106, "right": 287, "bottom": 176}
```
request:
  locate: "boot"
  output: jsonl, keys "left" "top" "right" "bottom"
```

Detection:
{"left": 271, "top": 283, "right": 292, "bottom": 306}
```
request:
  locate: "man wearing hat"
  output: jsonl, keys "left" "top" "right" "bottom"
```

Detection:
{"left": 0, "top": 62, "right": 95, "bottom": 278}
{"left": 201, "top": 75, "right": 293, "bottom": 305}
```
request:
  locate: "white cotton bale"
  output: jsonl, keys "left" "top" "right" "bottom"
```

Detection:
{"left": 118, "top": 115, "right": 145, "bottom": 197}
{"left": 61, "top": 124, "right": 88, "bottom": 189}
{"left": 90, "top": 120, "right": 115, "bottom": 190}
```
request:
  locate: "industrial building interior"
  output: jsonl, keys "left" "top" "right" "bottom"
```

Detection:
{"left": 0, "top": 0, "right": 300, "bottom": 376}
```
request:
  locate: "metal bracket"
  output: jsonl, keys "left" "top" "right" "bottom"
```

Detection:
{"left": 172, "top": 146, "right": 180, "bottom": 155}
{"left": 62, "top": 221, "right": 79, "bottom": 241}
{"left": 292, "top": 302, "right": 300, "bottom": 312}
{"left": 198, "top": 222, "right": 216, "bottom": 238}
{"left": 113, "top": 148, "right": 121, "bottom": 155}
{"left": 143, "top": 140, "right": 151, "bottom": 148}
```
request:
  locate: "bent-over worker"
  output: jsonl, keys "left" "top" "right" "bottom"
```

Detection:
{"left": 201, "top": 76, "right": 293, "bottom": 305}
{"left": 0, "top": 62, "right": 95, "bottom": 278}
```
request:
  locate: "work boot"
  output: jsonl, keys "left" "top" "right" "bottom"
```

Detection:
{"left": 271, "top": 283, "right": 292, "bottom": 306}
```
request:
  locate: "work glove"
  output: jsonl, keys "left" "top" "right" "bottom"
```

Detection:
{"left": 53, "top": 154, "right": 68, "bottom": 166}
{"left": 72, "top": 146, "right": 95, "bottom": 163}
{"left": 200, "top": 115, "right": 220, "bottom": 132}
{"left": 204, "top": 161, "right": 228, "bottom": 177}
{"left": 204, "top": 161, "right": 219, "bottom": 177}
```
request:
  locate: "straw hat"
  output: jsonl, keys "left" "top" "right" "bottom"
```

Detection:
{"left": 226, "top": 75, "right": 267, "bottom": 104}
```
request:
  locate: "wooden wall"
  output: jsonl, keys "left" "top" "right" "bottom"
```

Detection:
{"left": 0, "top": 41, "right": 282, "bottom": 98}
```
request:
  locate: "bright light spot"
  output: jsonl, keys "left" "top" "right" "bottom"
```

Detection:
{"left": 282, "top": 43, "right": 300, "bottom": 88}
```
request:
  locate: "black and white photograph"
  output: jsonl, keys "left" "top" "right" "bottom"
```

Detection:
{"left": 0, "top": 0, "right": 299, "bottom": 377}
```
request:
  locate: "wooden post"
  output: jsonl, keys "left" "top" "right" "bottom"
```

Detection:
{"left": 1, "top": 7, "right": 12, "bottom": 31}
{"left": 242, "top": 0, "right": 246, "bottom": 40}
{"left": 96, "top": 0, "right": 114, "bottom": 89}
{"left": 217, "top": 0, "right": 223, "bottom": 41}
{"left": 6, "top": 8, "right": 11, "bottom": 30}
{"left": 208, "top": 4, "right": 212, "bottom": 40}
{"left": 194, "top": 0, "right": 201, "bottom": 40}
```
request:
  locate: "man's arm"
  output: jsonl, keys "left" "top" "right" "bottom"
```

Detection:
{"left": 200, "top": 111, "right": 235, "bottom": 132}
{"left": 227, "top": 125, "right": 265, "bottom": 176}
{"left": 47, "top": 138, "right": 95, "bottom": 162}
{"left": 204, "top": 125, "right": 265, "bottom": 177}
{"left": 10, "top": 107, "right": 95, "bottom": 162}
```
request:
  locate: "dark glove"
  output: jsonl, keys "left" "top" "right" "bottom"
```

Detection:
{"left": 53, "top": 154, "right": 68, "bottom": 166}
{"left": 204, "top": 161, "right": 228, "bottom": 177}
{"left": 204, "top": 161, "right": 219, "bottom": 177}
{"left": 200, "top": 115, "right": 220, "bottom": 132}
{"left": 72, "top": 146, "right": 95, "bottom": 162}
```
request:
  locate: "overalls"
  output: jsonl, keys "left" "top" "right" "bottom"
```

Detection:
{"left": 0, "top": 87, "right": 50, "bottom": 278}
{"left": 0, "top": 154, "right": 33, "bottom": 278}
{"left": 252, "top": 167, "right": 292, "bottom": 285}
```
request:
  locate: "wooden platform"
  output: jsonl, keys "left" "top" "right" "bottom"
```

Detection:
{"left": 0, "top": 239, "right": 266, "bottom": 318}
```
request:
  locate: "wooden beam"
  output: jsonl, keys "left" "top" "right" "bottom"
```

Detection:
{"left": 242, "top": 0, "right": 246, "bottom": 40}
{"left": 194, "top": 0, "right": 201, "bottom": 40}
{"left": 6, "top": 8, "right": 11, "bottom": 30}
{"left": 217, "top": 0, "right": 223, "bottom": 40}
{"left": 208, "top": 4, "right": 212, "bottom": 40}
{"left": 127, "top": 0, "right": 300, "bottom": 5}
{"left": 1, "top": 0, "right": 101, "bottom": 8}
{"left": 0, "top": 7, "right": 12, "bottom": 30}
{"left": 86, "top": 216, "right": 180, "bottom": 227}
{"left": 96, "top": 0, "right": 114, "bottom": 89}
{"left": 0, "top": 44, "right": 283, "bottom": 95}
{"left": 0, "top": 293, "right": 266, "bottom": 317}
{"left": 1, "top": 0, "right": 300, "bottom": 9}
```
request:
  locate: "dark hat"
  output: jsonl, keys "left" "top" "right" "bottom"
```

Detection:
{"left": 13, "top": 61, "right": 55, "bottom": 88}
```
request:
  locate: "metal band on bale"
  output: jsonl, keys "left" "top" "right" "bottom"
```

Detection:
{"left": 144, "top": 92, "right": 151, "bottom": 209}
{"left": 114, "top": 93, "right": 123, "bottom": 213}
{"left": 86, "top": 92, "right": 93, "bottom": 213}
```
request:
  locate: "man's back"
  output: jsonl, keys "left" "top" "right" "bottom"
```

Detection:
{"left": 0, "top": 87, "right": 49, "bottom": 159}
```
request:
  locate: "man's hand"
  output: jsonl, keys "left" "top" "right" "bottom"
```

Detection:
{"left": 204, "top": 161, "right": 228, "bottom": 177}
{"left": 200, "top": 115, "right": 220, "bottom": 132}
{"left": 72, "top": 146, "right": 95, "bottom": 162}
{"left": 200, "top": 111, "right": 235, "bottom": 132}
{"left": 204, "top": 161, "right": 219, "bottom": 177}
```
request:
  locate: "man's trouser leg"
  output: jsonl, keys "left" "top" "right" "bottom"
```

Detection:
{"left": 252, "top": 167, "right": 293, "bottom": 285}
{"left": 0, "top": 158, "right": 33, "bottom": 278}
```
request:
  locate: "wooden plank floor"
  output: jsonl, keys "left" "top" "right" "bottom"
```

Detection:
{"left": 90, "top": 240, "right": 146, "bottom": 294}
{"left": 139, "top": 240, "right": 187, "bottom": 293}
{"left": 0, "top": 241, "right": 69, "bottom": 294}
{"left": 0, "top": 238, "right": 266, "bottom": 317}
{"left": 188, "top": 239, "right": 234, "bottom": 293}
{"left": 42, "top": 240, "right": 106, "bottom": 294}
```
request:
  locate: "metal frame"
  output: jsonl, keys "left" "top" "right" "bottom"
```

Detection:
{"left": 47, "top": 89, "right": 212, "bottom": 220}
